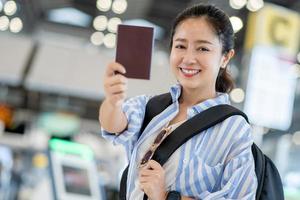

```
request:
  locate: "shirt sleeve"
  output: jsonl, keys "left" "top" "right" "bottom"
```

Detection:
{"left": 101, "top": 95, "right": 151, "bottom": 157}
{"left": 198, "top": 118, "right": 257, "bottom": 200}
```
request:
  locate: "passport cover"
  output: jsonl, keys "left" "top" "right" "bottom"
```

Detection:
{"left": 116, "top": 24, "right": 154, "bottom": 80}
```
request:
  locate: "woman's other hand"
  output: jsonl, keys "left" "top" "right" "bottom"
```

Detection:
{"left": 139, "top": 160, "right": 167, "bottom": 200}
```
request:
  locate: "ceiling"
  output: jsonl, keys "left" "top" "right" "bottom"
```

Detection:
{"left": 4, "top": 0, "right": 294, "bottom": 55}
{"left": 15, "top": 0, "right": 300, "bottom": 37}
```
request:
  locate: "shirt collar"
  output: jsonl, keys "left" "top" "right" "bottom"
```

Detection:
{"left": 169, "top": 83, "right": 182, "bottom": 103}
{"left": 169, "top": 83, "right": 230, "bottom": 114}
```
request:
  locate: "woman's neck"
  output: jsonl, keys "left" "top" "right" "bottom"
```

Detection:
{"left": 179, "top": 87, "right": 217, "bottom": 107}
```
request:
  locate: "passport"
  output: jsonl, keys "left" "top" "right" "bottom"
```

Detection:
{"left": 116, "top": 24, "right": 154, "bottom": 80}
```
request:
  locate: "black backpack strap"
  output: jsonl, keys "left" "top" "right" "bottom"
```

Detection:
{"left": 252, "top": 143, "right": 284, "bottom": 200}
{"left": 119, "top": 93, "right": 172, "bottom": 200}
{"left": 152, "top": 104, "right": 249, "bottom": 166}
{"left": 140, "top": 93, "right": 173, "bottom": 135}
{"left": 119, "top": 165, "right": 128, "bottom": 200}
{"left": 251, "top": 143, "right": 265, "bottom": 199}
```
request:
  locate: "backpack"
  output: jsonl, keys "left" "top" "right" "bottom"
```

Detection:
{"left": 120, "top": 93, "right": 284, "bottom": 200}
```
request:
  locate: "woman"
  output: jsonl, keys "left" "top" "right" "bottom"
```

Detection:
{"left": 99, "top": 3, "right": 257, "bottom": 200}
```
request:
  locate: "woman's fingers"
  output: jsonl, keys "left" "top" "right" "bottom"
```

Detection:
{"left": 139, "top": 171, "right": 163, "bottom": 183}
{"left": 140, "top": 168, "right": 161, "bottom": 177}
{"left": 139, "top": 175, "right": 152, "bottom": 183}
{"left": 105, "top": 62, "right": 126, "bottom": 76}
{"left": 104, "top": 74, "right": 128, "bottom": 87}
{"left": 139, "top": 172, "right": 167, "bottom": 200}
{"left": 146, "top": 160, "right": 163, "bottom": 170}
{"left": 139, "top": 160, "right": 165, "bottom": 186}
{"left": 139, "top": 160, "right": 164, "bottom": 176}
{"left": 103, "top": 62, "right": 128, "bottom": 106}
{"left": 105, "top": 80, "right": 127, "bottom": 95}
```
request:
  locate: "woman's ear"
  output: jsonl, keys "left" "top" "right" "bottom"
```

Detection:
{"left": 221, "top": 49, "right": 235, "bottom": 69}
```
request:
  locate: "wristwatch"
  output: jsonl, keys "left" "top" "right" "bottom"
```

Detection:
{"left": 166, "top": 191, "right": 181, "bottom": 200}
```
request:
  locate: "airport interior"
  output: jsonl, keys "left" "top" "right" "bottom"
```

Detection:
{"left": 0, "top": 0, "right": 300, "bottom": 199}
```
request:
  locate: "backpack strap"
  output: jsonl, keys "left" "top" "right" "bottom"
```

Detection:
{"left": 119, "top": 166, "right": 128, "bottom": 200}
{"left": 251, "top": 143, "right": 266, "bottom": 199}
{"left": 140, "top": 93, "right": 173, "bottom": 134}
{"left": 151, "top": 104, "right": 249, "bottom": 166}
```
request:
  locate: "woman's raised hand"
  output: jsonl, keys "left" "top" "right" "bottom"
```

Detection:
{"left": 103, "top": 62, "right": 128, "bottom": 107}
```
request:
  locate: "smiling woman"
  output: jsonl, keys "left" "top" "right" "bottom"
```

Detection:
{"left": 170, "top": 17, "right": 234, "bottom": 97}
{"left": 99, "top": 3, "right": 257, "bottom": 200}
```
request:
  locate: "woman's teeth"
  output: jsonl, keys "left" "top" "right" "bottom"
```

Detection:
{"left": 180, "top": 68, "right": 201, "bottom": 75}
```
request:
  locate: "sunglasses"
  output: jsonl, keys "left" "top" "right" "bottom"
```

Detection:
{"left": 139, "top": 125, "right": 172, "bottom": 168}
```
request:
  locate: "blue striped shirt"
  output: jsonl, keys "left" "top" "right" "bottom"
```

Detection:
{"left": 102, "top": 84, "right": 257, "bottom": 199}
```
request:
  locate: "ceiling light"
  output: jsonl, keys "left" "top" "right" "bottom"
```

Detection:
{"left": 112, "top": 0, "right": 127, "bottom": 14}
{"left": 230, "top": 16, "right": 243, "bottom": 33}
{"left": 90, "top": 32, "right": 104, "bottom": 46}
{"left": 96, "top": 0, "right": 112, "bottom": 12}
{"left": 107, "top": 17, "right": 122, "bottom": 33}
{"left": 93, "top": 15, "right": 108, "bottom": 31}
{"left": 0, "top": 16, "right": 10, "bottom": 31}
{"left": 230, "top": 88, "right": 245, "bottom": 103}
{"left": 247, "top": 0, "right": 264, "bottom": 12}
{"left": 4, "top": 1, "right": 17, "bottom": 16}
{"left": 229, "top": 0, "right": 247, "bottom": 10}
{"left": 9, "top": 17, "right": 23, "bottom": 33}
{"left": 103, "top": 33, "right": 116, "bottom": 48}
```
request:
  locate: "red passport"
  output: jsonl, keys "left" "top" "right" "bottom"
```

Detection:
{"left": 116, "top": 24, "right": 154, "bottom": 80}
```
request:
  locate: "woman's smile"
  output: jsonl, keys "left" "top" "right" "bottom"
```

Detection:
{"left": 178, "top": 67, "right": 202, "bottom": 78}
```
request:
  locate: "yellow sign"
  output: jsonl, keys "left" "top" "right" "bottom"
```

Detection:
{"left": 245, "top": 3, "right": 300, "bottom": 54}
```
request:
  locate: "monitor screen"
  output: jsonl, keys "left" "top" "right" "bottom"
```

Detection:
{"left": 62, "top": 165, "right": 92, "bottom": 196}
{"left": 48, "top": 139, "right": 103, "bottom": 200}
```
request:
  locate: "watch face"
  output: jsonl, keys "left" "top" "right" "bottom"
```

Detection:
{"left": 167, "top": 191, "right": 181, "bottom": 200}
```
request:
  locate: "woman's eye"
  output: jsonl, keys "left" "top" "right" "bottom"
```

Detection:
{"left": 175, "top": 45, "right": 185, "bottom": 49}
{"left": 198, "top": 47, "right": 209, "bottom": 51}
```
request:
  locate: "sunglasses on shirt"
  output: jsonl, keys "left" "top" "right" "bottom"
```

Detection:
{"left": 139, "top": 125, "right": 172, "bottom": 168}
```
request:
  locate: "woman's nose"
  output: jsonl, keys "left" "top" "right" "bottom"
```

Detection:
{"left": 182, "top": 49, "right": 197, "bottom": 65}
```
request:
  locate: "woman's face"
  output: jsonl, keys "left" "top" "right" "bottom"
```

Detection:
{"left": 170, "top": 17, "right": 231, "bottom": 93}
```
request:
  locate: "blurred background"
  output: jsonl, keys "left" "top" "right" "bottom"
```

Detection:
{"left": 0, "top": 0, "right": 300, "bottom": 199}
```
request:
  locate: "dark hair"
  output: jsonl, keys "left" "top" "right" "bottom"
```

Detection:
{"left": 170, "top": 4, "right": 235, "bottom": 93}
